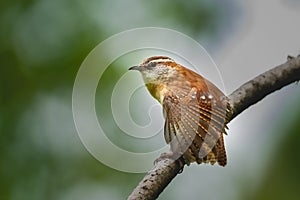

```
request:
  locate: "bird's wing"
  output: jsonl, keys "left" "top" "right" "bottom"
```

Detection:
{"left": 163, "top": 87, "right": 228, "bottom": 166}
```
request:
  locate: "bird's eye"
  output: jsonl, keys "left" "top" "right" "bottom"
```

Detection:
{"left": 148, "top": 62, "right": 156, "bottom": 67}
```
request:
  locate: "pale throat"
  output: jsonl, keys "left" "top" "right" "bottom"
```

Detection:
{"left": 142, "top": 65, "right": 177, "bottom": 103}
{"left": 145, "top": 83, "right": 169, "bottom": 104}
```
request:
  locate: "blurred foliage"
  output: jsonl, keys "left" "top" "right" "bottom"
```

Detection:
{"left": 1, "top": 0, "right": 299, "bottom": 199}
{"left": 249, "top": 104, "right": 300, "bottom": 200}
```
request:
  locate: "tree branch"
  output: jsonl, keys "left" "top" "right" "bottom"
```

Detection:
{"left": 127, "top": 55, "right": 300, "bottom": 200}
{"left": 228, "top": 55, "right": 300, "bottom": 121}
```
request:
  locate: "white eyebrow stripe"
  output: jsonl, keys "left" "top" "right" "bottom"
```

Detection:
{"left": 148, "top": 58, "right": 174, "bottom": 63}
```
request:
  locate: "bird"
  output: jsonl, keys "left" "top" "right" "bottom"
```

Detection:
{"left": 129, "top": 56, "right": 231, "bottom": 166}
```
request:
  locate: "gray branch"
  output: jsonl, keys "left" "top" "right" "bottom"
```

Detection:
{"left": 127, "top": 55, "right": 300, "bottom": 200}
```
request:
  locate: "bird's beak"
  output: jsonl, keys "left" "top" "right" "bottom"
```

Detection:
{"left": 129, "top": 65, "right": 140, "bottom": 71}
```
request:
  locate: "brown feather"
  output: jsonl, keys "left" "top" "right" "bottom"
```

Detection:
{"left": 162, "top": 65, "right": 229, "bottom": 166}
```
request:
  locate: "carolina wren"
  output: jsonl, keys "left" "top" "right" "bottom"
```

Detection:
{"left": 129, "top": 56, "right": 230, "bottom": 166}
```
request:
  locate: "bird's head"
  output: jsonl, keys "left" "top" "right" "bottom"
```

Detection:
{"left": 129, "top": 56, "right": 178, "bottom": 84}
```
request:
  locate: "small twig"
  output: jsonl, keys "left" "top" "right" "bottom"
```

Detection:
{"left": 128, "top": 55, "right": 300, "bottom": 200}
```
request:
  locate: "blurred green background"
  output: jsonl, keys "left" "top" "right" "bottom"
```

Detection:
{"left": 1, "top": 0, "right": 300, "bottom": 199}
